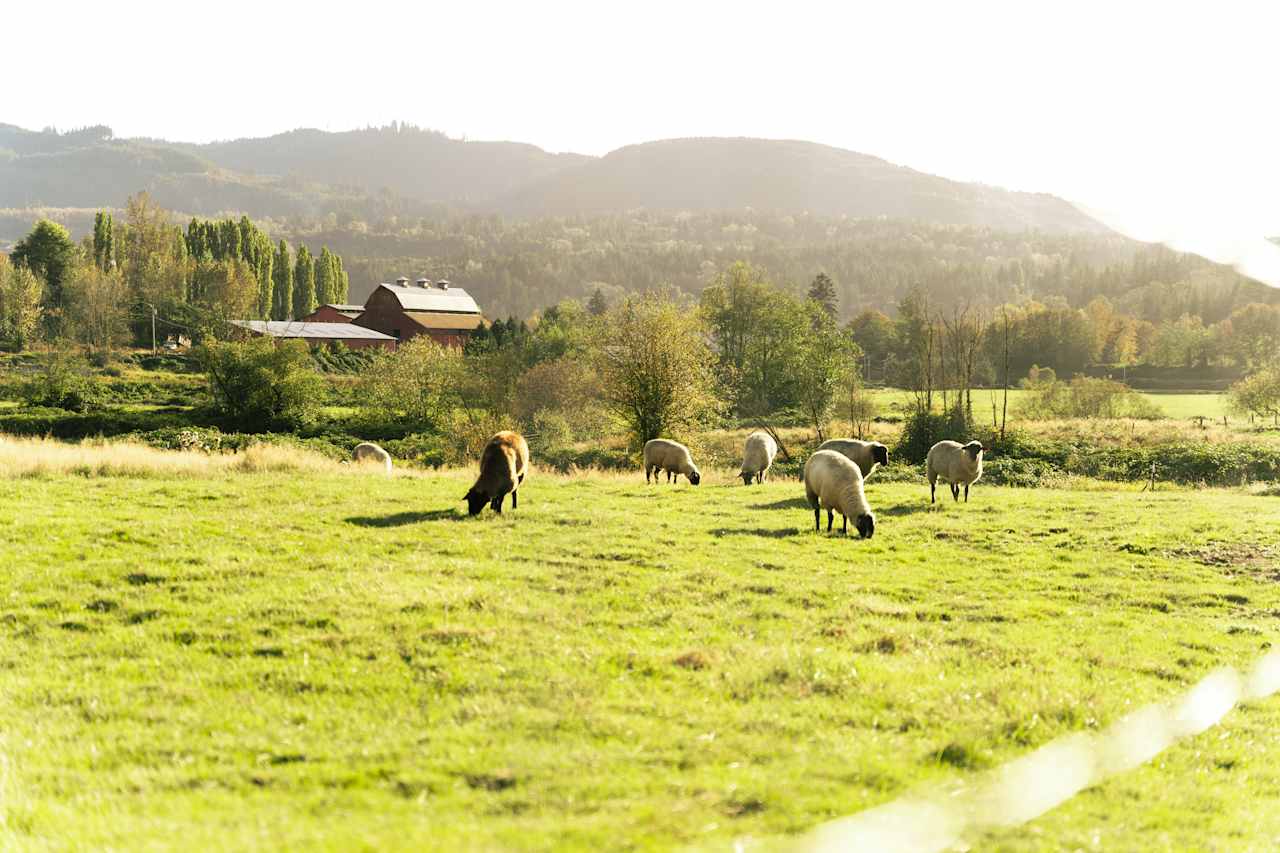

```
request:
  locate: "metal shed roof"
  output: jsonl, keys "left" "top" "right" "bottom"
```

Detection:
{"left": 231, "top": 321, "right": 396, "bottom": 340}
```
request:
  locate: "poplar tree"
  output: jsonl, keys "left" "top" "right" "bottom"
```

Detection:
{"left": 292, "top": 245, "right": 315, "bottom": 318}
{"left": 335, "top": 255, "right": 349, "bottom": 302}
{"left": 255, "top": 236, "right": 274, "bottom": 319}
{"left": 238, "top": 216, "right": 254, "bottom": 263}
{"left": 314, "top": 247, "right": 334, "bottom": 305}
{"left": 271, "top": 240, "right": 293, "bottom": 320}
{"left": 92, "top": 211, "right": 114, "bottom": 270}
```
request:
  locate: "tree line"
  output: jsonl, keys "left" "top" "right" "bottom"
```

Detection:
{"left": 0, "top": 194, "right": 349, "bottom": 352}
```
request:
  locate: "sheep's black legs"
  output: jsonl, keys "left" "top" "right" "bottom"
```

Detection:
{"left": 826, "top": 508, "right": 834, "bottom": 531}
{"left": 492, "top": 494, "right": 505, "bottom": 513}
{"left": 931, "top": 482, "right": 936, "bottom": 503}
{"left": 951, "top": 484, "right": 959, "bottom": 502}
{"left": 964, "top": 484, "right": 969, "bottom": 502}
{"left": 512, "top": 489, "right": 518, "bottom": 509}
{"left": 813, "top": 507, "right": 820, "bottom": 531}
{"left": 842, "top": 513, "right": 848, "bottom": 534}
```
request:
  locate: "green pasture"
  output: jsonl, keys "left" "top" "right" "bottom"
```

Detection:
{"left": 2, "top": 465, "right": 1279, "bottom": 850}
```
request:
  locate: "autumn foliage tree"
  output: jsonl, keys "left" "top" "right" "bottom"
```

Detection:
{"left": 595, "top": 292, "right": 720, "bottom": 447}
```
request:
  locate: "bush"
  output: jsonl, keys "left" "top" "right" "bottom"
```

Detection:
{"left": 1019, "top": 376, "right": 1162, "bottom": 420}
{"left": 894, "top": 409, "right": 972, "bottom": 465}
{"left": 537, "top": 445, "right": 633, "bottom": 473}
{"left": 528, "top": 410, "right": 574, "bottom": 454}
{"left": 0, "top": 406, "right": 196, "bottom": 439}
{"left": 20, "top": 352, "right": 104, "bottom": 412}
{"left": 381, "top": 433, "right": 454, "bottom": 469}
{"left": 133, "top": 353, "right": 194, "bottom": 373}
{"left": 982, "top": 457, "right": 1064, "bottom": 488}
{"left": 312, "top": 343, "right": 376, "bottom": 375}
{"left": 195, "top": 338, "right": 327, "bottom": 431}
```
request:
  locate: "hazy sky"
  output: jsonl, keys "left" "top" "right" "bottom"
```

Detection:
{"left": 4, "top": 0, "right": 1278, "bottom": 281}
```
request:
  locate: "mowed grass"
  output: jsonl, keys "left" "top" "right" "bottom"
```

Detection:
{"left": 3, "top": 464, "right": 1280, "bottom": 850}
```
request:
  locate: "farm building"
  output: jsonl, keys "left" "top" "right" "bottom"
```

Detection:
{"left": 302, "top": 304, "right": 365, "bottom": 323}
{"left": 353, "top": 277, "right": 485, "bottom": 348}
{"left": 229, "top": 320, "right": 397, "bottom": 351}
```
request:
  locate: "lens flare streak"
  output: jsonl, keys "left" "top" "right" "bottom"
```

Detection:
{"left": 800, "top": 651, "right": 1280, "bottom": 852}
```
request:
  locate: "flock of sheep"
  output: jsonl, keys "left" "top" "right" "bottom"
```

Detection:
{"left": 642, "top": 432, "right": 984, "bottom": 540}
{"left": 354, "top": 429, "right": 986, "bottom": 535}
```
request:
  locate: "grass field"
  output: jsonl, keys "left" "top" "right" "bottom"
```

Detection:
{"left": 867, "top": 389, "right": 1233, "bottom": 422}
{"left": 3, "top": 451, "right": 1280, "bottom": 850}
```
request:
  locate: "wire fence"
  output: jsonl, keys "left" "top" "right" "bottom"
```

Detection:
{"left": 800, "top": 649, "right": 1280, "bottom": 853}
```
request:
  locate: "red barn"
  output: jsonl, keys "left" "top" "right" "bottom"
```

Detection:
{"left": 302, "top": 304, "right": 364, "bottom": 323}
{"left": 353, "top": 277, "right": 484, "bottom": 348}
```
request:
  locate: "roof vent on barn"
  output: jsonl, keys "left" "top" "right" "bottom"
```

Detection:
{"left": 395, "top": 276, "right": 410, "bottom": 287}
{"left": 436, "top": 279, "right": 451, "bottom": 291}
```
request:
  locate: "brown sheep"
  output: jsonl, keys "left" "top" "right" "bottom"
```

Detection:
{"left": 464, "top": 431, "right": 530, "bottom": 516}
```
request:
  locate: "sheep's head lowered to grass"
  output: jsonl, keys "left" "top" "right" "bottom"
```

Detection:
{"left": 464, "top": 487, "right": 489, "bottom": 516}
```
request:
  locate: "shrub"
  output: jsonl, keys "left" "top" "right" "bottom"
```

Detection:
{"left": 20, "top": 352, "right": 103, "bottom": 412}
{"left": 528, "top": 410, "right": 574, "bottom": 454}
{"left": 1019, "top": 376, "right": 1163, "bottom": 420}
{"left": 894, "top": 409, "right": 971, "bottom": 465}
{"left": 1228, "top": 367, "right": 1280, "bottom": 420}
{"left": 381, "top": 433, "right": 456, "bottom": 469}
{"left": 195, "top": 338, "right": 327, "bottom": 430}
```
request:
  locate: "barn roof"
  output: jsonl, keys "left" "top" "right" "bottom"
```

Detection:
{"left": 403, "top": 311, "right": 486, "bottom": 331}
{"left": 377, "top": 281, "right": 481, "bottom": 314}
{"left": 231, "top": 321, "right": 396, "bottom": 340}
{"left": 326, "top": 303, "right": 364, "bottom": 315}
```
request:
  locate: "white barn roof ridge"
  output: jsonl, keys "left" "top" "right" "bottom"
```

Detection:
{"left": 377, "top": 280, "right": 481, "bottom": 314}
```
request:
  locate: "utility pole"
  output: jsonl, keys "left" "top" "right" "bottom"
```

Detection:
{"left": 151, "top": 304, "right": 157, "bottom": 354}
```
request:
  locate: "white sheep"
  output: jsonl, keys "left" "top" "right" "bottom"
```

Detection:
{"left": 926, "top": 440, "right": 984, "bottom": 503}
{"left": 643, "top": 438, "right": 702, "bottom": 485}
{"left": 803, "top": 449, "right": 875, "bottom": 538}
{"left": 818, "top": 438, "right": 888, "bottom": 479}
{"left": 739, "top": 431, "right": 778, "bottom": 485}
{"left": 353, "top": 441, "right": 393, "bottom": 475}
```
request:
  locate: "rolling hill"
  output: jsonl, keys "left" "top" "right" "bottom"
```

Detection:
{"left": 0, "top": 123, "right": 1105, "bottom": 233}
{"left": 497, "top": 137, "right": 1105, "bottom": 231}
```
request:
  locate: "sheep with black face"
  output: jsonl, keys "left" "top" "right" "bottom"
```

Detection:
{"left": 818, "top": 438, "right": 888, "bottom": 480}
{"left": 803, "top": 449, "right": 875, "bottom": 539}
{"left": 739, "top": 430, "right": 778, "bottom": 485}
{"left": 926, "top": 439, "right": 984, "bottom": 503}
{"left": 643, "top": 438, "right": 701, "bottom": 485}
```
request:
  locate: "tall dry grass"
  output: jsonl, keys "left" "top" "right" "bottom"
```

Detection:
{"left": 0, "top": 437, "right": 347, "bottom": 479}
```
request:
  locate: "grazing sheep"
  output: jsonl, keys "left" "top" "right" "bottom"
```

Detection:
{"left": 803, "top": 449, "right": 875, "bottom": 538}
{"left": 353, "top": 442, "right": 393, "bottom": 475}
{"left": 464, "top": 431, "right": 530, "bottom": 515}
{"left": 926, "top": 440, "right": 984, "bottom": 503}
{"left": 739, "top": 431, "right": 778, "bottom": 485}
{"left": 643, "top": 438, "right": 701, "bottom": 485}
{"left": 818, "top": 438, "right": 888, "bottom": 479}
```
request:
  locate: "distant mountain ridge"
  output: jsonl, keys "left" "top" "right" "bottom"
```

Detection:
{"left": 497, "top": 137, "right": 1104, "bottom": 231}
{"left": 0, "top": 122, "right": 1106, "bottom": 233}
